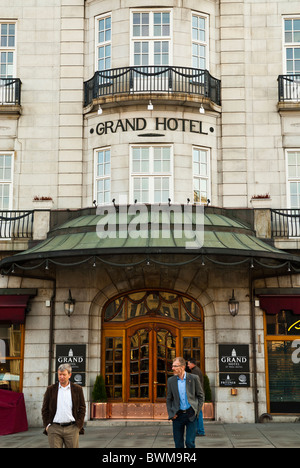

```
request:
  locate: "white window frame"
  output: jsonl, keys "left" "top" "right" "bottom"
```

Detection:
{"left": 191, "top": 12, "right": 209, "bottom": 71}
{"left": 192, "top": 146, "right": 210, "bottom": 205}
{"left": 130, "top": 144, "right": 173, "bottom": 204}
{"left": 283, "top": 16, "right": 300, "bottom": 75}
{"left": 0, "top": 152, "right": 13, "bottom": 210}
{"left": 0, "top": 22, "right": 16, "bottom": 78}
{"left": 94, "top": 147, "right": 111, "bottom": 206}
{"left": 95, "top": 13, "right": 112, "bottom": 72}
{"left": 130, "top": 9, "right": 173, "bottom": 67}
{"left": 286, "top": 149, "right": 300, "bottom": 208}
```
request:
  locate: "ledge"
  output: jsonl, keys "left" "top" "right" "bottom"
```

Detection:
{"left": 0, "top": 104, "right": 22, "bottom": 119}
{"left": 84, "top": 93, "right": 221, "bottom": 115}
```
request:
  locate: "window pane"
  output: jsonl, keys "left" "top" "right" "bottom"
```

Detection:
{"left": 96, "top": 149, "right": 110, "bottom": 205}
{"left": 0, "top": 324, "right": 21, "bottom": 357}
{"left": 268, "top": 341, "right": 300, "bottom": 413}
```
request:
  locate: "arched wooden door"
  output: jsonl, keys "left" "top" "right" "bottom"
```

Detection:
{"left": 101, "top": 290, "right": 204, "bottom": 414}
{"left": 126, "top": 322, "right": 178, "bottom": 402}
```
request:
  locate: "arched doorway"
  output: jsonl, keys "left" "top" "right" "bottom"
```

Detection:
{"left": 101, "top": 290, "right": 204, "bottom": 418}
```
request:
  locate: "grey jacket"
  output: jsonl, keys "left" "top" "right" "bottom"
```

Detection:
{"left": 166, "top": 373, "right": 204, "bottom": 421}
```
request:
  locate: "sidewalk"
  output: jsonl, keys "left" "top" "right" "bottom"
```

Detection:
{"left": 0, "top": 421, "right": 300, "bottom": 448}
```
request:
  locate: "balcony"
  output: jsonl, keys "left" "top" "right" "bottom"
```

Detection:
{"left": 271, "top": 209, "right": 300, "bottom": 238}
{"left": 84, "top": 66, "right": 221, "bottom": 111}
{"left": 0, "top": 78, "right": 22, "bottom": 117}
{"left": 268, "top": 209, "right": 300, "bottom": 251}
{"left": 0, "top": 209, "right": 52, "bottom": 254}
{"left": 278, "top": 75, "right": 300, "bottom": 110}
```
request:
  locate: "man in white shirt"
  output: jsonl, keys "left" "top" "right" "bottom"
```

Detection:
{"left": 42, "top": 364, "right": 86, "bottom": 448}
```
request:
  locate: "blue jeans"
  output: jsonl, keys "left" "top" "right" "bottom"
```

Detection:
{"left": 197, "top": 410, "right": 205, "bottom": 435}
{"left": 172, "top": 410, "right": 197, "bottom": 448}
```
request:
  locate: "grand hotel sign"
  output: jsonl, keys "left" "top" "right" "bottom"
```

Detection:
{"left": 90, "top": 117, "right": 214, "bottom": 137}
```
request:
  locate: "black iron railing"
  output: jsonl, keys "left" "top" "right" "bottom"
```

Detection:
{"left": 0, "top": 78, "right": 21, "bottom": 105}
{"left": 271, "top": 209, "right": 300, "bottom": 238}
{"left": 84, "top": 66, "right": 221, "bottom": 107}
{"left": 0, "top": 211, "right": 33, "bottom": 239}
{"left": 278, "top": 75, "right": 300, "bottom": 102}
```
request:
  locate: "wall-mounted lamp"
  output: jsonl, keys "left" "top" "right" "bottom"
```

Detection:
{"left": 64, "top": 289, "right": 76, "bottom": 317}
{"left": 199, "top": 103, "right": 205, "bottom": 114}
{"left": 147, "top": 100, "right": 153, "bottom": 110}
{"left": 98, "top": 105, "right": 103, "bottom": 115}
{"left": 228, "top": 289, "right": 239, "bottom": 317}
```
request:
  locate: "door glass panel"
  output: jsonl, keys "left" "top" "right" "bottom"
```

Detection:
{"left": 130, "top": 329, "right": 149, "bottom": 399}
{"left": 183, "top": 336, "right": 201, "bottom": 368}
{"left": 105, "top": 336, "right": 123, "bottom": 399}
{"left": 156, "top": 329, "right": 176, "bottom": 399}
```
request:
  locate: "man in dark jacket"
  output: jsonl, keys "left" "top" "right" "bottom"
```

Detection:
{"left": 187, "top": 358, "right": 205, "bottom": 436}
{"left": 42, "top": 363, "right": 86, "bottom": 448}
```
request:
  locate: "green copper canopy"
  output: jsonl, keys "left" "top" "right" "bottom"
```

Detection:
{"left": 1, "top": 208, "right": 299, "bottom": 270}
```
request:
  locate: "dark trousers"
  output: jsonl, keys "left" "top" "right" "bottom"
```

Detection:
{"left": 172, "top": 409, "right": 197, "bottom": 448}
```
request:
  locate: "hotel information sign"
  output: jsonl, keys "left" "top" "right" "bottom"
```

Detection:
{"left": 55, "top": 344, "right": 86, "bottom": 386}
{"left": 219, "top": 344, "right": 250, "bottom": 387}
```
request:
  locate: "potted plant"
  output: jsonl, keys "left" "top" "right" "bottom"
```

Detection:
{"left": 90, "top": 375, "right": 108, "bottom": 419}
{"left": 32, "top": 196, "right": 54, "bottom": 209}
{"left": 250, "top": 193, "right": 271, "bottom": 208}
{"left": 202, "top": 374, "right": 214, "bottom": 420}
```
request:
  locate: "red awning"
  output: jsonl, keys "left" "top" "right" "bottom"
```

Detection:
{"left": 259, "top": 295, "right": 300, "bottom": 315}
{"left": 0, "top": 295, "right": 30, "bottom": 323}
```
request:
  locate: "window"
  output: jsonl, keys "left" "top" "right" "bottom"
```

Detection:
{"left": 0, "top": 324, "right": 24, "bottom": 392}
{"left": 95, "top": 148, "right": 111, "bottom": 205}
{"left": 284, "top": 18, "right": 300, "bottom": 74}
{"left": 104, "top": 291, "right": 203, "bottom": 323}
{"left": 287, "top": 150, "right": 300, "bottom": 207}
{"left": 265, "top": 310, "right": 300, "bottom": 413}
{"left": 96, "top": 14, "right": 111, "bottom": 73}
{"left": 193, "top": 147, "right": 209, "bottom": 204}
{"left": 0, "top": 153, "right": 13, "bottom": 210}
{"left": 0, "top": 22, "right": 16, "bottom": 104}
{"left": 284, "top": 18, "right": 300, "bottom": 101}
{"left": 0, "top": 22, "right": 16, "bottom": 78}
{"left": 131, "top": 10, "right": 171, "bottom": 67}
{"left": 131, "top": 145, "right": 172, "bottom": 203}
{"left": 192, "top": 13, "right": 208, "bottom": 70}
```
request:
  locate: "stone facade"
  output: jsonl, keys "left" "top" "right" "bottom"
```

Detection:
{"left": 1, "top": 0, "right": 300, "bottom": 427}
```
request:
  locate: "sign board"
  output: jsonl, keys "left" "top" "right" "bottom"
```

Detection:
{"left": 55, "top": 344, "right": 86, "bottom": 386}
{"left": 219, "top": 373, "right": 250, "bottom": 387}
{"left": 219, "top": 344, "right": 250, "bottom": 372}
{"left": 219, "top": 344, "right": 250, "bottom": 387}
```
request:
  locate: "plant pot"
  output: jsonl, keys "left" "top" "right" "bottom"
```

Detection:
{"left": 203, "top": 402, "right": 214, "bottom": 420}
{"left": 250, "top": 198, "right": 272, "bottom": 209}
{"left": 33, "top": 199, "right": 54, "bottom": 210}
{"left": 91, "top": 402, "right": 108, "bottom": 419}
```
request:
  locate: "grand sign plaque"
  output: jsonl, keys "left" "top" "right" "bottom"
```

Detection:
{"left": 219, "top": 344, "right": 250, "bottom": 387}
{"left": 55, "top": 344, "right": 86, "bottom": 386}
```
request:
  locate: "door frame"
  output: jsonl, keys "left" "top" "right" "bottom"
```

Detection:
{"left": 102, "top": 315, "right": 204, "bottom": 403}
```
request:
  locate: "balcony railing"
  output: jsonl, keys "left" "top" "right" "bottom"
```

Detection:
{"left": 0, "top": 211, "right": 33, "bottom": 239}
{"left": 0, "top": 78, "right": 21, "bottom": 105}
{"left": 84, "top": 66, "right": 221, "bottom": 107}
{"left": 278, "top": 75, "right": 300, "bottom": 102}
{"left": 271, "top": 209, "right": 300, "bottom": 238}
